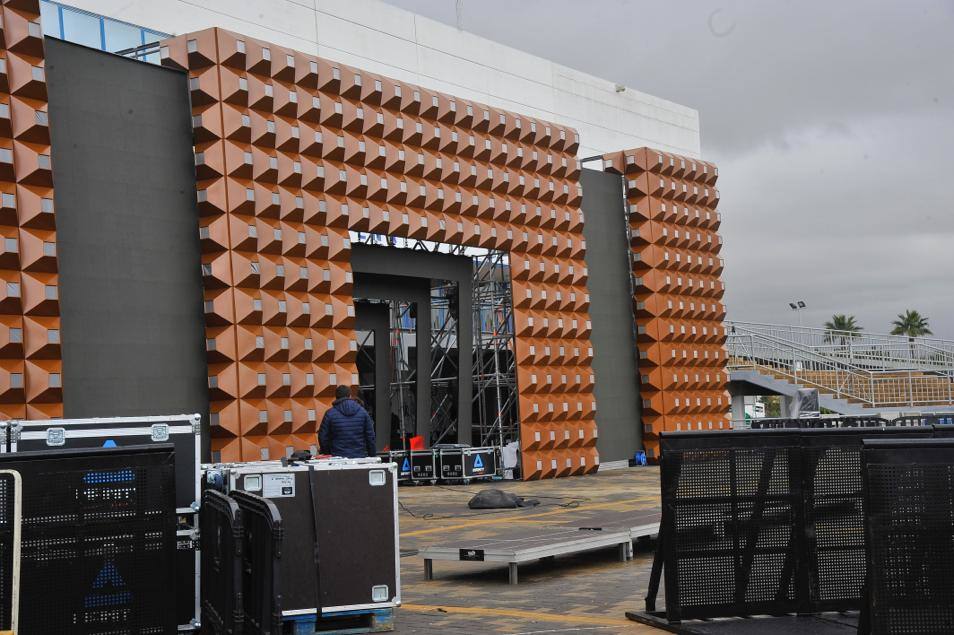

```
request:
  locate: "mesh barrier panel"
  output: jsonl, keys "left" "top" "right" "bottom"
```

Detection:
{"left": 661, "top": 432, "right": 802, "bottom": 620}
{"left": 802, "top": 433, "right": 868, "bottom": 610}
{"left": 201, "top": 490, "right": 244, "bottom": 635}
{"left": 233, "top": 491, "right": 283, "bottom": 635}
{"left": 658, "top": 427, "right": 934, "bottom": 622}
{"left": 0, "top": 446, "right": 176, "bottom": 634}
{"left": 863, "top": 440, "right": 954, "bottom": 635}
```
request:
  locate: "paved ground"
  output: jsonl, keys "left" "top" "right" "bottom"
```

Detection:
{"left": 391, "top": 467, "right": 662, "bottom": 634}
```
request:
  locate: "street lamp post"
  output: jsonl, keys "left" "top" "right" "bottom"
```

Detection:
{"left": 789, "top": 300, "right": 806, "bottom": 327}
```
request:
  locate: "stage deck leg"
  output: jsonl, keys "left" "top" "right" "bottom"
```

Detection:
{"left": 509, "top": 562, "right": 519, "bottom": 585}
{"left": 424, "top": 559, "right": 433, "bottom": 581}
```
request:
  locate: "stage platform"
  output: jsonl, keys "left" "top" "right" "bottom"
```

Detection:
{"left": 422, "top": 525, "right": 634, "bottom": 584}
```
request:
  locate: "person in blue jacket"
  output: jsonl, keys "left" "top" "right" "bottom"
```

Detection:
{"left": 319, "top": 385, "right": 376, "bottom": 458}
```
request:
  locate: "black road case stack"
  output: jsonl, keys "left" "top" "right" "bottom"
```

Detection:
{"left": 204, "top": 456, "right": 400, "bottom": 619}
{"left": 0, "top": 444, "right": 178, "bottom": 634}
{"left": 378, "top": 450, "right": 412, "bottom": 482}
{"left": 409, "top": 450, "right": 437, "bottom": 483}
{"left": 435, "top": 445, "right": 499, "bottom": 482}
{"left": 8, "top": 414, "right": 203, "bottom": 630}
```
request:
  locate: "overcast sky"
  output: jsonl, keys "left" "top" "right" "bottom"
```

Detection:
{"left": 382, "top": 0, "right": 954, "bottom": 338}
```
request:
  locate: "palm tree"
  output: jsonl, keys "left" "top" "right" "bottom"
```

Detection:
{"left": 891, "top": 310, "right": 933, "bottom": 359}
{"left": 823, "top": 314, "right": 862, "bottom": 349}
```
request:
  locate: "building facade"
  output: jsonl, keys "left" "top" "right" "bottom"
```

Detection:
{"left": 0, "top": 0, "right": 728, "bottom": 476}
{"left": 38, "top": 0, "right": 701, "bottom": 159}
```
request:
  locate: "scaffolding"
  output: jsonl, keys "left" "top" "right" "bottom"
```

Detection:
{"left": 429, "top": 279, "right": 460, "bottom": 446}
{"left": 351, "top": 232, "right": 519, "bottom": 448}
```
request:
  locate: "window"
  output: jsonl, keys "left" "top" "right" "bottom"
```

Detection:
{"left": 48, "top": 329, "right": 59, "bottom": 343}
{"left": 40, "top": 0, "right": 59, "bottom": 35}
{"left": 44, "top": 285, "right": 57, "bottom": 300}
{"left": 2, "top": 238, "right": 14, "bottom": 253}
{"left": 61, "top": 6, "right": 101, "bottom": 48}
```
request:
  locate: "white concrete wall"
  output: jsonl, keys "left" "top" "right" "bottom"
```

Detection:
{"left": 61, "top": 0, "right": 701, "bottom": 159}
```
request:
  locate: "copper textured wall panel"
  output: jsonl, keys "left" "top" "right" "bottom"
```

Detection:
{"left": 603, "top": 148, "right": 729, "bottom": 458}
{"left": 0, "top": 0, "right": 62, "bottom": 420}
{"left": 162, "top": 28, "right": 597, "bottom": 476}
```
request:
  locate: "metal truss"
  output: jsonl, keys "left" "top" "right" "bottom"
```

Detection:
{"left": 471, "top": 248, "right": 519, "bottom": 447}
{"left": 351, "top": 231, "right": 519, "bottom": 448}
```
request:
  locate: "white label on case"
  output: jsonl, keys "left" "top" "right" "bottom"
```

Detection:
{"left": 46, "top": 427, "right": 65, "bottom": 446}
{"left": 150, "top": 423, "right": 170, "bottom": 442}
{"left": 263, "top": 473, "right": 295, "bottom": 498}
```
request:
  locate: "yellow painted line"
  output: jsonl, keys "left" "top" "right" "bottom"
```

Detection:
{"left": 401, "top": 602, "right": 650, "bottom": 630}
{"left": 401, "top": 497, "right": 651, "bottom": 537}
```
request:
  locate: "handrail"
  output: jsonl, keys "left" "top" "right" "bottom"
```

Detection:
{"left": 727, "top": 323, "right": 954, "bottom": 408}
{"left": 726, "top": 320, "right": 954, "bottom": 372}
{"left": 727, "top": 320, "right": 954, "bottom": 347}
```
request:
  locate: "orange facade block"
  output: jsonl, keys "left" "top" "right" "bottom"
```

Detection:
{"left": 604, "top": 147, "right": 729, "bottom": 458}
{"left": 166, "top": 26, "right": 597, "bottom": 472}
{"left": 0, "top": 0, "right": 61, "bottom": 421}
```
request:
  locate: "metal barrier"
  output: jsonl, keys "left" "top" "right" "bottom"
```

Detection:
{"left": 894, "top": 413, "right": 954, "bottom": 426}
{"left": 201, "top": 490, "right": 244, "bottom": 635}
{"left": 0, "top": 445, "right": 177, "bottom": 634}
{"left": 861, "top": 438, "right": 954, "bottom": 634}
{"left": 748, "top": 415, "right": 954, "bottom": 429}
{"left": 646, "top": 427, "right": 933, "bottom": 623}
{"left": 233, "top": 491, "right": 283, "bottom": 635}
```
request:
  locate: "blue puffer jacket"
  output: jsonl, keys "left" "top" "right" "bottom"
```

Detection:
{"left": 318, "top": 398, "right": 376, "bottom": 458}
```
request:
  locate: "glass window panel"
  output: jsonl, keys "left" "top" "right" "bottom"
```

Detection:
{"left": 61, "top": 7, "right": 101, "bottom": 49}
{"left": 40, "top": 0, "right": 61, "bottom": 37}
{"left": 104, "top": 18, "right": 141, "bottom": 52}
{"left": 142, "top": 30, "right": 166, "bottom": 44}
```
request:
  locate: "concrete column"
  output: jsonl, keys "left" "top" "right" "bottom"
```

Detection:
{"left": 731, "top": 394, "right": 745, "bottom": 425}
{"left": 780, "top": 395, "right": 795, "bottom": 418}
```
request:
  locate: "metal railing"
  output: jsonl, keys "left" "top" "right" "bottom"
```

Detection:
{"left": 727, "top": 321, "right": 954, "bottom": 408}
{"left": 726, "top": 321, "right": 954, "bottom": 371}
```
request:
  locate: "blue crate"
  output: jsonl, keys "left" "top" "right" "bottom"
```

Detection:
{"left": 284, "top": 607, "right": 395, "bottom": 634}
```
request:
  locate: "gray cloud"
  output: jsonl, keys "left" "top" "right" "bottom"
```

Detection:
{"left": 383, "top": 0, "right": 954, "bottom": 336}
